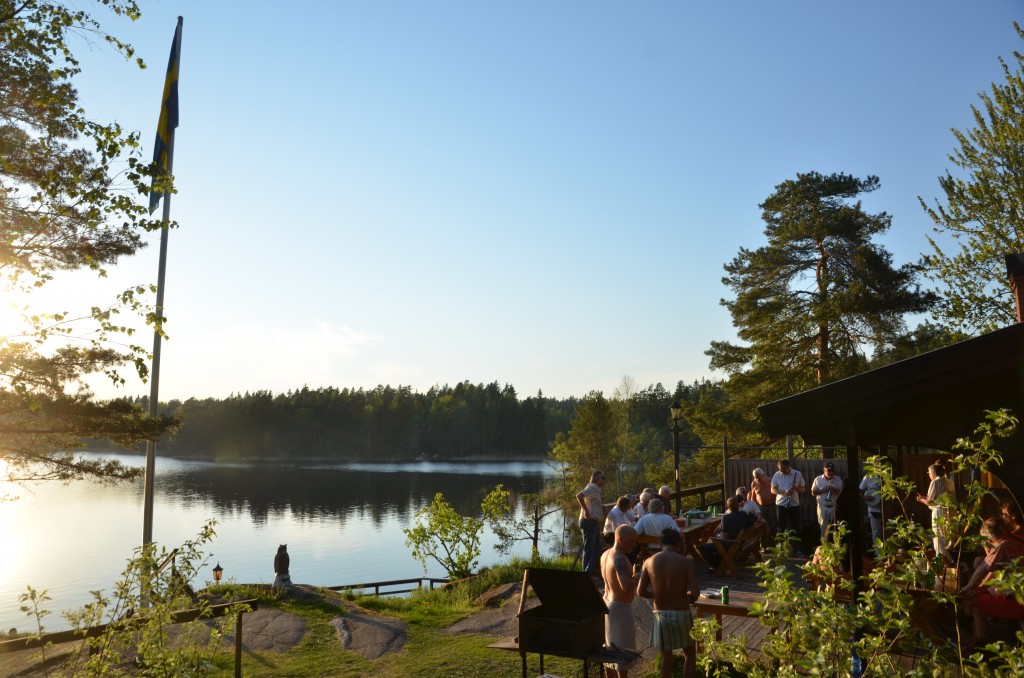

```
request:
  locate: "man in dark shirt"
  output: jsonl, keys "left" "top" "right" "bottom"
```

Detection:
{"left": 700, "top": 495, "right": 756, "bottom": 572}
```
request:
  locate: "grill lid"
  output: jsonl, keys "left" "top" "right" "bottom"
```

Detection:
{"left": 521, "top": 567, "right": 608, "bottom": 613}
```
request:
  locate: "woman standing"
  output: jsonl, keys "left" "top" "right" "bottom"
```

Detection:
{"left": 916, "top": 463, "right": 954, "bottom": 562}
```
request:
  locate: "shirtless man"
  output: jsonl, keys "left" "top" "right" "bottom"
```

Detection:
{"left": 637, "top": 528, "right": 699, "bottom": 678}
{"left": 600, "top": 524, "right": 640, "bottom": 678}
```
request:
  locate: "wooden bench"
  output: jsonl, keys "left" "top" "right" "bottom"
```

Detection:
{"left": 709, "top": 520, "right": 768, "bottom": 576}
{"left": 684, "top": 521, "right": 721, "bottom": 563}
{"left": 735, "top": 520, "right": 768, "bottom": 563}
{"left": 710, "top": 528, "right": 748, "bottom": 576}
{"left": 693, "top": 590, "right": 763, "bottom": 643}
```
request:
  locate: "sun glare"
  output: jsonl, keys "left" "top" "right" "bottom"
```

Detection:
{"left": 0, "top": 291, "right": 28, "bottom": 342}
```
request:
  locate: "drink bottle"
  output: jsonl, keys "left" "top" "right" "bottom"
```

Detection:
{"left": 851, "top": 649, "right": 864, "bottom": 677}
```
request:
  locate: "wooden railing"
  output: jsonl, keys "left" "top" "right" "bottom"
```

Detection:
{"left": 674, "top": 481, "right": 727, "bottom": 511}
{"left": 0, "top": 599, "right": 257, "bottom": 678}
{"left": 327, "top": 577, "right": 450, "bottom": 596}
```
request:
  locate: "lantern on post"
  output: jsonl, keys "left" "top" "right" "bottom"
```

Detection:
{"left": 669, "top": 400, "right": 683, "bottom": 516}
{"left": 212, "top": 562, "right": 223, "bottom": 582}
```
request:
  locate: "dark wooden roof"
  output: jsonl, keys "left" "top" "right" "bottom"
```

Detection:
{"left": 758, "top": 321, "right": 1024, "bottom": 581}
{"left": 758, "top": 322, "right": 1024, "bottom": 490}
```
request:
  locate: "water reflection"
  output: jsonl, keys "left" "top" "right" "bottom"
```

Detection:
{"left": 157, "top": 461, "right": 550, "bottom": 526}
{"left": 0, "top": 454, "right": 555, "bottom": 633}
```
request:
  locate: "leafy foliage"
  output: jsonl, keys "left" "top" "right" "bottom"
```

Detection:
{"left": 0, "top": 1, "right": 178, "bottom": 484}
{"left": 695, "top": 410, "right": 1024, "bottom": 676}
{"left": 19, "top": 521, "right": 250, "bottom": 676}
{"left": 922, "top": 22, "right": 1024, "bottom": 334}
{"left": 404, "top": 492, "right": 490, "bottom": 579}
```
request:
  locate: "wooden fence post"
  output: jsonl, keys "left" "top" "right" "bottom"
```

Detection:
{"left": 235, "top": 613, "right": 243, "bottom": 678}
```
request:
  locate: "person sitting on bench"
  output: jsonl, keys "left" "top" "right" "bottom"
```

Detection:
{"left": 962, "top": 517, "right": 1024, "bottom": 648}
{"left": 700, "top": 495, "right": 756, "bottom": 573}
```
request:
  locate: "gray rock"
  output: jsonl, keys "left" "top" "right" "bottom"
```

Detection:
{"left": 331, "top": 608, "right": 408, "bottom": 660}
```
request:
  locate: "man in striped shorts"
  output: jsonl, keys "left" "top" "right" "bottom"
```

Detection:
{"left": 637, "top": 528, "right": 698, "bottom": 678}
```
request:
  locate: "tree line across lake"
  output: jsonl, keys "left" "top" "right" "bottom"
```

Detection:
{"left": 106, "top": 380, "right": 705, "bottom": 463}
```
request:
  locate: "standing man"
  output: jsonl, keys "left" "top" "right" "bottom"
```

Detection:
{"left": 811, "top": 462, "right": 843, "bottom": 539}
{"left": 637, "top": 528, "right": 698, "bottom": 678}
{"left": 771, "top": 459, "right": 805, "bottom": 544}
{"left": 750, "top": 468, "right": 775, "bottom": 543}
{"left": 577, "top": 470, "right": 607, "bottom": 575}
{"left": 601, "top": 525, "right": 641, "bottom": 678}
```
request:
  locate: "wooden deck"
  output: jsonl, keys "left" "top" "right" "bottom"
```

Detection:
{"left": 694, "top": 553, "right": 782, "bottom": 661}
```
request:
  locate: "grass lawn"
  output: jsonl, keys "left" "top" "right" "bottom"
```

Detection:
{"left": 205, "top": 557, "right": 607, "bottom": 678}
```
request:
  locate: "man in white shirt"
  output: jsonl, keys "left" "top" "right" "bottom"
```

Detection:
{"left": 634, "top": 498, "right": 681, "bottom": 536}
{"left": 810, "top": 462, "right": 843, "bottom": 539}
{"left": 604, "top": 495, "right": 636, "bottom": 542}
{"left": 770, "top": 459, "right": 805, "bottom": 541}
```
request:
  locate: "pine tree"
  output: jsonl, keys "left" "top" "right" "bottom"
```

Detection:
{"left": 707, "top": 171, "right": 935, "bottom": 441}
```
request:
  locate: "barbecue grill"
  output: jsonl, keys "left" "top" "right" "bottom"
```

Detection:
{"left": 488, "top": 568, "right": 638, "bottom": 677}
{"left": 517, "top": 567, "right": 607, "bottom": 657}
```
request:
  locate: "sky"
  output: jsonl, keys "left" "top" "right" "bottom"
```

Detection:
{"left": 16, "top": 0, "right": 1024, "bottom": 403}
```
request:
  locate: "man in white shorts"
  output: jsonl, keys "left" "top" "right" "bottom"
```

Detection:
{"left": 601, "top": 524, "right": 640, "bottom": 677}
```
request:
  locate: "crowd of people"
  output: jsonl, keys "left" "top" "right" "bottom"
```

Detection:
{"left": 575, "top": 458, "right": 1024, "bottom": 673}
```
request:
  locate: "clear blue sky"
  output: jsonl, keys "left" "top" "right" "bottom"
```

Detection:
{"left": 36, "top": 1, "right": 1024, "bottom": 402}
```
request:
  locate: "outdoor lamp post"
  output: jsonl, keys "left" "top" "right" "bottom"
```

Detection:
{"left": 213, "top": 563, "right": 223, "bottom": 582}
{"left": 669, "top": 400, "right": 683, "bottom": 515}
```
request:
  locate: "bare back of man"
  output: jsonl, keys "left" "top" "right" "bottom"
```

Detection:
{"left": 638, "top": 531, "right": 698, "bottom": 678}
{"left": 601, "top": 525, "right": 639, "bottom": 678}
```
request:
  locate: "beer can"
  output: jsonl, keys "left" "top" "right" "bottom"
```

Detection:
{"left": 721, "top": 586, "right": 729, "bottom": 605}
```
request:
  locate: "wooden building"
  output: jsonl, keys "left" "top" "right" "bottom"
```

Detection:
{"left": 757, "top": 313, "right": 1024, "bottom": 579}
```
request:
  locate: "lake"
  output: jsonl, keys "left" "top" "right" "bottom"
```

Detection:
{"left": 0, "top": 453, "right": 558, "bottom": 633}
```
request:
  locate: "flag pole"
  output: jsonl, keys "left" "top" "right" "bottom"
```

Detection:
{"left": 142, "top": 130, "right": 174, "bottom": 548}
{"left": 142, "top": 16, "right": 183, "bottom": 549}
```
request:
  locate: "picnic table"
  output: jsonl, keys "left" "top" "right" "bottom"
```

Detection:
{"left": 675, "top": 516, "right": 721, "bottom": 563}
{"left": 693, "top": 589, "right": 763, "bottom": 642}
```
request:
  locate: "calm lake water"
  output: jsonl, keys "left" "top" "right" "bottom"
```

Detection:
{"left": 0, "top": 453, "right": 556, "bottom": 633}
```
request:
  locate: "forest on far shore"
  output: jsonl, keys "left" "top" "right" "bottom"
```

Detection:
{"left": 100, "top": 380, "right": 702, "bottom": 463}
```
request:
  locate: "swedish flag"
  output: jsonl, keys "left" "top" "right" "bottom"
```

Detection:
{"left": 149, "top": 17, "right": 183, "bottom": 214}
